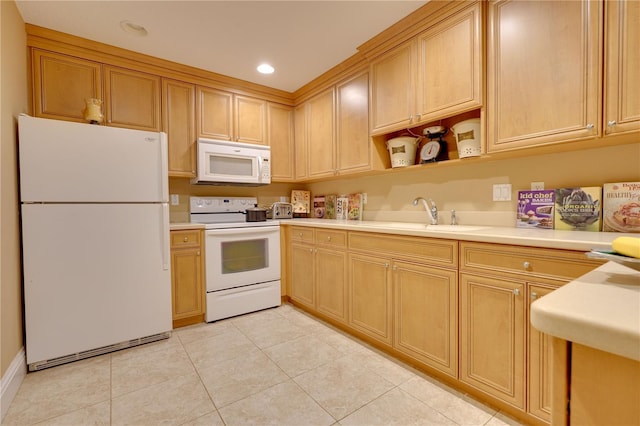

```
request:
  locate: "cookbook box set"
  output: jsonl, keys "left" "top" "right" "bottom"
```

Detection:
{"left": 516, "top": 182, "right": 639, "bottom": 233}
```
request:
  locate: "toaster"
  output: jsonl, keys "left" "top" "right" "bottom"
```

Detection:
{"left": 268, "top": 202, "right": 293, "bottom": 219}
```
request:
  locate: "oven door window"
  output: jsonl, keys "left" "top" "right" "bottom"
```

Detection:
{"left": 221, "top": 238, "right": 268, "bottom": 274}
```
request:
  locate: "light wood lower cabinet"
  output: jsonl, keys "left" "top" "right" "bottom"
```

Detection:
{"left": 459, "top": 272, "right": 526, "bottom": 409}
{"left": 459, "top": 241, "right": 605, "bottom": 422}
{"left": 170, "top": 230, "right": 204, "bottom": 328}
{"left": 527, "top": 283, "right": 556, "bottom": 422}
{"left": 394, "top": 260, "right": 458, "bottom": 377}
{"left": 285, "top": 227, "right": 606, "bottom": 425}
{"left": 348, "top": 252, "right": 393, "bottom": 346}
{"left": 289, "top": 227, "right": 348, "bottom": 324}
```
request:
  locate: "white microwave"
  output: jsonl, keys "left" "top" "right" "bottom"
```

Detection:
{"left": 193, "top": 138, "right": 271, "bottom": 186}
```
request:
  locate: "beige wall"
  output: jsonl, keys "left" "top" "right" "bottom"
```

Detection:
{"left": 1, "top": 0, "right": 28, "bottom": 376}
{"left": 306, "top": 143, "right": 640, "bottom": 225}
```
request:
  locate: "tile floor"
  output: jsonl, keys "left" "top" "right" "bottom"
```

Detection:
{"left": 3, "top": 304, "right": 524, "bottom": 426}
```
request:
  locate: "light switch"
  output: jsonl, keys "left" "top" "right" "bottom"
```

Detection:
{"left": 493, "top": 184, "right": 512, "bottom": 201}
{"left": 170, "top": 194, "right": 179, "bottom": 205}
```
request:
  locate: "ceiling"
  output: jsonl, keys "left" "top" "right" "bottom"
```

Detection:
{"left": 16, "top": 1, "right": 427, "bottom": 93}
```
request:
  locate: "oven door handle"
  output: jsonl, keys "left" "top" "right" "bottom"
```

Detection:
{"left": 205, "top": 226, "right": 280, "bottom": 237}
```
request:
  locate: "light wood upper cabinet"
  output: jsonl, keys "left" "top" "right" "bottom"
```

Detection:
{"left": 486, "top": 0, "right": 601, "bottom": 152}
{"left": 197, "top": 87, "right": 267, "bottom": 144}
{"left": 336, "top": 71, "right": 371, "bottom": 175}
{"left": 294, "top": 103, "right": 308, "bottom": 180}
{"left": 307, "top": 87, "right": 336, "bottom": 178}
{"left": 415, "top": 2, "right": 482, "bottom": 122}
{"left": 103, "top": 66, "right": 161, "bottom": 131}
{"left": 267, "top": 102, "right": 295, "bottom": 181}
{"left": 604, "top": 0, "right": 640, "bottom": 136}
{"left": 196, "top": 86, "right": 233, "bottom": 140}
{"left": 370, "top": 40, "right": 415, "bottom": 134}
{"left": 370, "top": 1, "right": 483, "bottom": 135}
{"left": 163, "top": 79, "right": 196, "bottom": 177}
{"left": 31, "top": 50, "right": 103, "bottom": 123}
{"left": 235, "top": 95, "right": 267, "bottom": 145}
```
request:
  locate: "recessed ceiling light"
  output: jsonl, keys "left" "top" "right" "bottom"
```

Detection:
{"left": 120, "top": 20, "right": 148, "bottom": 37}
{"left": 257, "top": 63, "right": 275, "bottom": 74}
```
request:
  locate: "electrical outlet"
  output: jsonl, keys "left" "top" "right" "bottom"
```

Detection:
{"left": 170, "top": 194, "right": 179, "bottom": 206}
{"left": 531, "top": 181, "right": 545, "bottom": 190}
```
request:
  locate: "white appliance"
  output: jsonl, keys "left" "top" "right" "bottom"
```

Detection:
{"left": 190, "top": 197, "right": 281, "bottom": 322}
{"left": 18, "top": 114, "right": 172, "bottom": 371}
{"left": 193, "top": 138, "right": 271, "bottom": 186}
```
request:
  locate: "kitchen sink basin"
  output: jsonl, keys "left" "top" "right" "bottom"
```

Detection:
{"left": 362, "top": 222, "right": 489, "bottom": 232}
{"left": 423, "top": 225, "right": 489, "bottom": 232}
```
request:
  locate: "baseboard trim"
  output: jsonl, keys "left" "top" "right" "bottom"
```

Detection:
{"left": 1, "top": 347, "right": 26, "bottom": 422}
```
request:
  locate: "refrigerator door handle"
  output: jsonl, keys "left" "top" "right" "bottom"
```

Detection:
{"left": 159, "top": 132, "right": 169, "bottom": 202}
{"left": 162, "top": 203, "right": 170, "bottom": 271}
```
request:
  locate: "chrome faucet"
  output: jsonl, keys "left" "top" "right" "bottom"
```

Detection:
{"left": 412, "top": 197, "right": 438, "bottom": 225}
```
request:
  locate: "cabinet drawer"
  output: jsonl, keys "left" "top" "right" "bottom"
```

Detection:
{"left": 171, "top": 230, "right": 201, "bottom": 248}
{"left": 290, "top": 226, "right": 314, "bottom": 243}
{"left": 315, "top": 229, "right": 347, "bottom": 248}
{"left": 349, "top": 232, "right": 457, "bottom": 267}
{"left": 460, "top": 242, "right": 605, "bottom": 282}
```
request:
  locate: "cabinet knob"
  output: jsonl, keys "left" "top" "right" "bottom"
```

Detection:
{"left": 586, "top": 123, "right": 595, "bottom": 130}
{"left": 392, "top": 265, "right": 397, "bottom": 271}
{"left": 523, "top": 261, "right": 531, "bottom": 270}
{"left": 384, "top": 263, "right": 389, "bottom": 269}
{"left": 409, "top": 114, "right": 413, "bottom": 122}
{"left": 531, "top": 292, "right": 538, "bottom": 301}
{"left": 607, "top": 120, "right": 617, "bottom": 126}
{"left": 299, "top": 232, "right": 303, "bottom": 237}
{"left": 415, "top": 113, "right": 421, "bottom": 121}
{"left": 513, "top": 288, "right": 520, "bottom": 296}
{"left": 196, "top": 251, "right": 200, "bottom": 256}
{"left": 309, "top": 248, "right": 314, "bottom": 253}
{"left": 183, "top": 237, "right": 188, "bottom": 242}
{"left": 327, "top": 236, "right": 331, "bottom": 241}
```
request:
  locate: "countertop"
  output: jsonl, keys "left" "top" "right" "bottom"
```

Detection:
{"left": 170, "top": 222, "right": 205, "bottom": 231}
{"left": 280, "top": 219, "right": 634, "bottom": 251}
{"left": 531, "top": 261, "right": 640, "bottom": 361}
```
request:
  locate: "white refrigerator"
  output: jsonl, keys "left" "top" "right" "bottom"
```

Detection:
{"left": 18, "top": 115, "right": 172, "bottom": 371}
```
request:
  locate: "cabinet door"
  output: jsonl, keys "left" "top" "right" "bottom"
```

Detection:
{"left": 348, "top": 253, "right": 393, "bottom": 345}
{"left": 369, "top": 40, "right": 416, "bottom": 135}
{"left": 197, "top": 86, "right": 233, "bottom": 140}
{"left": 315, "top": 247, "right": 348, "bottom": 324}
{"left": 604, "top": 0, "right": 640, "bottom": 136}
{"left": 290, "top": 242, "right": 315, "bottom": 309}
{"left": 307, "top": 87, "right": 336, "bottom": 178}
{"left": 393, "top": 261, "right": 458, "bottom": 377}
{"left": 527, "top": 283, "right": 557, "bottom": 423}
{"left": 486, "top": 0, "right": 601, "bottom": 151}
{"left": 294, "top": 104, "right": 308, "bottom": 179}
{"left": 235, "top": 95, "right": 266, "bottom": 145}
{"left": 171, "top": 247, "right": 203, "bottom": 322}
{"left": 460, "top": 273, "right": 526, "bottom": 409}
{"left": 336, "top": 72, "right": 371, "bottom": 175}
{"left": 267, "top": 103, "right": 295, "bottom": 181}
{"left": 163, "top": 79, "right": 196, "bottom": 177}
{"left": 416, "top": 2, "right": 482, "bottom": 122}
{"left": 103, "top": 66, "right": 161, "bottom": 131}
{"left": 32, "top": 50, "right": 102, "bottom": 123}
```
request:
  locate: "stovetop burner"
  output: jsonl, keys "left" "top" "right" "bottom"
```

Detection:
{"left": 190, "top": 196, "right": 278, "bottom": 229}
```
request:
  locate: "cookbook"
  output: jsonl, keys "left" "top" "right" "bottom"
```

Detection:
{"left": 602, "top": 182, "right": 640, "bottom": 233}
